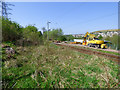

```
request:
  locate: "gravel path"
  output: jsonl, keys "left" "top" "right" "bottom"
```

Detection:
{"left": 57, "top": 43, "right": 120, "bottom": 54}
{"left": 55, "top": 43, "right": 120, "bottom": 63}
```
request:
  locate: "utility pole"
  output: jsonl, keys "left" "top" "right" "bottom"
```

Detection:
{"left": 1, "top": 1, "right": 14, "bottom": 19}
{"left": 47, "top": 21, "right": 51, "bottom": 41}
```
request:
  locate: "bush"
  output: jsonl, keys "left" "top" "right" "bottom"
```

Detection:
{"left": 98, "top": 35, "right": 103, "bottom": 40}
{"left": 43, "top": 28, "right": 64, "bottom": 41}
{"left": 2, "top": 17, "right": 23, "bottom": 42}
{"left": 65, "top": 35, "right": 74, "bottom": 41}
{"left": 2, "top": 17, "right": 43, "bottom": 46}
{"left": 104, "top": 35, "right": 119, "bottom": 50}
{"left": 57, "top": 35, "right": 67, "bottom": 41}
{"left": 22, "top": 25, "right": 43, "bottom": 45}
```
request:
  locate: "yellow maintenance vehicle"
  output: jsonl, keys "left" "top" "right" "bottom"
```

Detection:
{"left": 82, "top": 32, "right": 107, "bottom": 49}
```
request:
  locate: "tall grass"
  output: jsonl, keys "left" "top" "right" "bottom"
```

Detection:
{"left": 2, "top": 43, "right": 119, "bottom": 88}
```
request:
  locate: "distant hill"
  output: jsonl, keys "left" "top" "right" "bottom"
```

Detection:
{"left": 90, "top": 29, "right": 120, "bottom": 37}
{"left": 91, "top": 29, "right": 120, "bottom": 33}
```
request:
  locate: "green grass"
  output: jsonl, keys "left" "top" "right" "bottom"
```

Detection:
{"left": 2, "top": 43, "right": 119, "bottom": 88}
{"left": 96, "top": 49, "right": 120, "bottom": 55}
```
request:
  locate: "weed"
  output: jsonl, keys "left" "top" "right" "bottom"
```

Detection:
{"left": 2, "top": 43, "right": 119, "bottom": 88}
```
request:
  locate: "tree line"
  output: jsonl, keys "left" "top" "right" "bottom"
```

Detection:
{"left": 2, "top": 17, "right": 74, "bottom": 46}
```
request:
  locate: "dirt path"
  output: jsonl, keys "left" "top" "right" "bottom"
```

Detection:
{"left": 55, "top": 43, "right": 120, "bottom": 63}
{"left": 60, "top": 43, "right": 120, "bottom": 54}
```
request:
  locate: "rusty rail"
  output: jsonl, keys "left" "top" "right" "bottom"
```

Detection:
{"left": 55, "top": 43, "right": 120, "bottom": 63}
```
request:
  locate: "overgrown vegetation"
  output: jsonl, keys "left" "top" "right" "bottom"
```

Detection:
{"left": 2, "top": 17, "right": 43, "bottom": 46}
{"left": 104, "top": 35, "right": 120, "bottom": 50}
{"left": 43, "top": 28, "right": 64, "bottom": 41}
{"left": 2, "top": 17, "right": 23, "bottom": 42}
{"left": 43, "top": 28, "right": 75, "bottom": 41}
{"left": 2, "top": 17, "right": 68, "bottom": 46}
{"left": 2, "top": 43, "right": 119, "bottom": 88}
{"left": 97, "top": 34, "right": 120, "bottom": 50}
{"left": 1, "top": 15, "right": 119, "bottom": 88}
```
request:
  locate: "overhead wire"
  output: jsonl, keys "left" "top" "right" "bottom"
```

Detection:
{"left": 52, "top": 3, "right": 117, "bottom": 32}
{"left": 49, "top": 3, "right": 87, "bottom": 29}
{"left": 64, "top": 12, "right": 117, "bottom": 29}
{"left": 41, "top": 3, "right": 117, "bottom": 33}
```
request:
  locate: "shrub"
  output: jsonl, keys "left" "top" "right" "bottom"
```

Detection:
{"left": 57, "top": 35, "right": 67, "bottom": 41}
{"left": 2, "top": 17, "right": 23, "bottom": 42}
{"left": 22, "top": 25, "right": 43, "bottom": 45}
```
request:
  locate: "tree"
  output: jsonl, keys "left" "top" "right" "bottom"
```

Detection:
{"left": 104, "top": 35, "right": 119, "bottom": 50}
{"left": 38, "top": 31, "right": 42, "bottom": 37}
{"left": 41, "top": 27, "right": 46, "bottom": 33}
{"left": 98, "top": 35, "right": 103, "bottom": 40}
{"left": 65, "top": 35, "right": 74, "bottom": 41}
{"left": 58, "top": 35, "right": 67, "bottom": 41}
{"left": 22, "top": 25, "right": 43, "bottom": 45}
{"left": 43, "top": 28, "right": 64, "bottom": 40}
{"left": 2, "top": 17, "right": 22, "bottom": 42}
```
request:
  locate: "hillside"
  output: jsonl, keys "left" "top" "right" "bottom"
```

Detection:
{"left": 91, "top": 29, "right": 120, "bottom": 33}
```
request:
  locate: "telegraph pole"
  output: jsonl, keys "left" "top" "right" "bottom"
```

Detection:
{"left": 47, "top": 21, "right": 51, "bottom": 41}
{"left": 1, "top": 1, "right": 14, "bottom": 18}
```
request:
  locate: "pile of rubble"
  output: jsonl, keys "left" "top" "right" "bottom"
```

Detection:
{"left": 2, "top": 44, "right": 16, "bottom": 59}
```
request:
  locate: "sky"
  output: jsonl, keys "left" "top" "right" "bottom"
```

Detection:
{"left": 8, "top": 2, "right": 118, "bottom": 34}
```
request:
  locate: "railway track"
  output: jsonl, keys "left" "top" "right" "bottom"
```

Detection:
{"left": 55, "top": 43, "right": 120, "bottom": 63}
